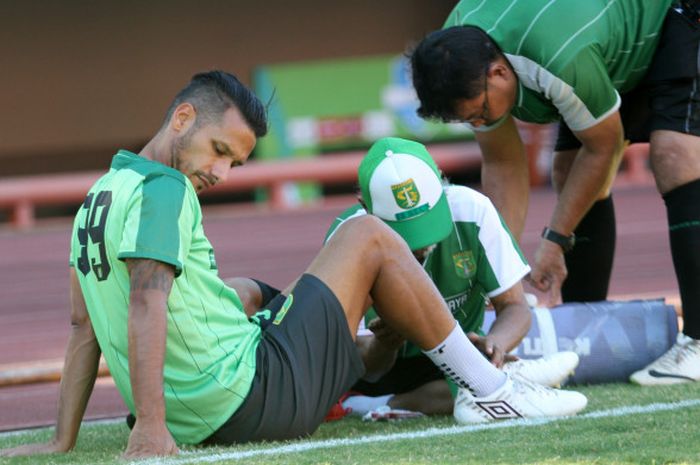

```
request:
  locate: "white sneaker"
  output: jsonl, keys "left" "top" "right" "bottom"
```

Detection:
{"left": 453, "top": 374, "right": 588, "bottom": 424}
{"left": 629, "top": 333, "right": 700, "bottom": 386}
{"left": 503, "top": 351, "right": 580, "bottom": 387}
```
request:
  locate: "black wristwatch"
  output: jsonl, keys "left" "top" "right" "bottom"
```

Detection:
{"left": 541, "top": 227, "right": 576, "bottom": 253}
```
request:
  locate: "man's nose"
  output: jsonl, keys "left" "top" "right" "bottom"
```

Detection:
{"left": 212, "top": 159, "right": 230, "bottom": 183}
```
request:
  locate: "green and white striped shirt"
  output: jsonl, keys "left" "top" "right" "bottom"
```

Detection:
{"left": 446, "top": 0, "right": 672, "bottom": 130}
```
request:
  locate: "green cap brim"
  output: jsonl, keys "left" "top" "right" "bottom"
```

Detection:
{"left": 383, "top": 192, "right": 453, "bottom": 250}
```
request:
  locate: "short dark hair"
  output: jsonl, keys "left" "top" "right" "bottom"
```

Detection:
{"left": 164, "top": 70, "right": 268, "bottom": 138}
{"left": 410, "top": 26, "right": 502, "bottom": 122}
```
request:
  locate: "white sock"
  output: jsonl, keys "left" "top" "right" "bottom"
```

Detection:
{"left": 423, "top": 324, "right": 506, "bottom": 397}
{"left": 341, "top": 394, "right": 393, "bottom": 415}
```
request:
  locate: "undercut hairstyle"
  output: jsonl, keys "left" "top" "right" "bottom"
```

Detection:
{"left": 410, "top": 26, "right": 502, "bottom": 122}
{"left": 164, "top": 70, "right": 268, "bottom": 138}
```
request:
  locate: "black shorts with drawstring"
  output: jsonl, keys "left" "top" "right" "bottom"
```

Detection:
{"left": 556, "top": 5, "right": 700, "bottom": 151}
{"left": 203, "top": 273, "right": 365, "bottom": 445}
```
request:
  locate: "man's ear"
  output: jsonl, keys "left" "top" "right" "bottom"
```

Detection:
{"left": 170, "top": 103, "right": 196, "bottom": 133}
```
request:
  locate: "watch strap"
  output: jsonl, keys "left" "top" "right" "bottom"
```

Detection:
{"left": 541, "top": 227, "right": 576, "bottom": 253}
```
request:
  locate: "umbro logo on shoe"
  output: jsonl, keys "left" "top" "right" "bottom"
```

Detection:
{"left": 476, "top": 400, "right": 522, "bottom": 420}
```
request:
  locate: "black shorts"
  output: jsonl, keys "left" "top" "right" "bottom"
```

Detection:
{"left": 352, "top": 353, "right": 443, "bottom": 396}
{"left": 556, "top": 6, "right": 700, "bottom": 151}
{"left": 204, "top": 273, "right": 365, "bottom": 445}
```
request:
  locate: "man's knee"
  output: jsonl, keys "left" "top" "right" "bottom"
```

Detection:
{"left": 332, "top": 215, "right": 406, "bottom": 253}
{"left": 650, "top": 131, "right": 700, "bottom": 192}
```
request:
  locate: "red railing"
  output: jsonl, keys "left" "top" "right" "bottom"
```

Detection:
{"left": 0, "top": 133, "right": 652, "bottom": 229}
{"left": 0, "top": 142, "right": 483, "bottom": 228}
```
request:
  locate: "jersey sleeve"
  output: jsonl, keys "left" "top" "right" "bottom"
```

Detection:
{"left": 547, "top": 47, "right": 621, "bottom": 131}
{"left": 465, "top": 190, "right": 530, "bottom": 298}
{"left": 117, "top": 173, "right": 193, "bottom": 276}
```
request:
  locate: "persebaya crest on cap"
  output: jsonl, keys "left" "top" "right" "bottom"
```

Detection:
{"left": 358, "top": 137, "right": 453, "bottom": 250}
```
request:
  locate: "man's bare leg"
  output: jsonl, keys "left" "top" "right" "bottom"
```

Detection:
{"left": 388, "top": 380, "right": 453, "bottom": 415}
{"left": 304, "top": 215, "right": 506, "bottom": 396}
{"left": 306, "top": 216, "right": 452, "bottom": 345}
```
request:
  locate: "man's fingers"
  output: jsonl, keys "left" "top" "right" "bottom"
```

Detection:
{"left": 466, "top": 331, "right": 480, "bottom": 343}
{"left": 542, "top": 274, "right": 563, "bottom": 307}
{"left": 490, "top": 345, "right": 505, "bottom": 367}
{"left": 526, "top": 271, "right": 551, "bottom": 293}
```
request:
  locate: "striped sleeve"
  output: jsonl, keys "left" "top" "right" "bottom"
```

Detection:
{"left": 118, "top": 173, "right": 191, "bottom": 276}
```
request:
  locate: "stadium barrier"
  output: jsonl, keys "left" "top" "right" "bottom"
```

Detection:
{"left": 0, "top": 142, "right": 483, "bottom": 229}
{"left": 0, "top": 134, "right": 651, "bottom": 229}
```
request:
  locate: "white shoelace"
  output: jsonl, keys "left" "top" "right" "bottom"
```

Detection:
{"left": 511, "top": 374, "right": 557, "bottom": 398}
{"left": 653, "top": 337, "right": 700, "bottom": 370}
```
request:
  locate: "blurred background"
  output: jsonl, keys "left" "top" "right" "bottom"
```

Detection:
{"left": 0, "top": 0, "right": 460, "bottom": 177}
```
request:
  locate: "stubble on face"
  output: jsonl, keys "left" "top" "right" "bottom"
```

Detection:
{"left": 168, "top": 126, "right": 212, "bottom": 191}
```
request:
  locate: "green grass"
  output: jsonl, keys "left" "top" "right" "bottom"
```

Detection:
{"left": 2, "top": 383, "right": 700, "bottom": 465}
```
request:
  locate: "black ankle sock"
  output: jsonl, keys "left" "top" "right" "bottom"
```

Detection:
{"left": 562, "top": 196, "right": 616, "bottom": 302}
{"left": 664, "top": 179, "right": 700, "bottom": 339}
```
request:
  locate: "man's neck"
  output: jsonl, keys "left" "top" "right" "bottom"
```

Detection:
{"left": 139, "top": 133, "right": 168, "bottom": 166}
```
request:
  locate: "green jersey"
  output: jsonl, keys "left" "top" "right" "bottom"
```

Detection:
{"left": 446, "top": 0, "right": 673, "bottom": 130}
{"left": 69, "top": 150, "right": 261, "bottom": 444}
{"left": 326, "top": 185, "right": 530, "bottom": 357}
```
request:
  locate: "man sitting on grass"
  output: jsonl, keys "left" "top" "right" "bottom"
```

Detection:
{"left": 1, "top": 74, "right": 586, "bottom": 460}
{"left": 325, "top": 137, "right": 580, "bottom": 419}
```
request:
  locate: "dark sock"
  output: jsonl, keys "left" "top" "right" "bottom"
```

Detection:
{"left": 562, "top": 196, "right": 616, "bottom": 302}
{"left": 664, "top": 179, "right": 700, "bottom": 339}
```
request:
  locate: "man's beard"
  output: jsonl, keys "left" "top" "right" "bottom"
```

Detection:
{"left": 169, "top": 129, "right": 194, "bottom": 173}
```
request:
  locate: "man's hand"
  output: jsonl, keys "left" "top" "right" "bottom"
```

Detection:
{"left": 0, "top": 440, "right": 69, "bottom": 457}
{"left": 123, "top": 419, "right": 179, "bottom": 459}
{"left": 368, "top": 317, "right": 406, "bottom": 350}
{"left": 528, "top": 239, "right": 567, "bottom": 307}
{"left": 467, "top": 332, "right": 518, "bottom": 368}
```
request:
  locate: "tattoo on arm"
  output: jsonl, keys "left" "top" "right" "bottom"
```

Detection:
{"left": 126, "top": 259, "right": 175, "bottom": 293}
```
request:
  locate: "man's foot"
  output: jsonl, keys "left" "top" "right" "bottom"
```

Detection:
{"left": 453, "top": 375, "right": 587, "bottom": 424}
{"left": 630, "top": 333, "right": 700, "bottom": 386}
{"left": 503, "top": 351, "right": 579, "bottom": 387}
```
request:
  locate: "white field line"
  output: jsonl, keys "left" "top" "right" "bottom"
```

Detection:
{"left": 131, "top": 398, "right": 700, "bottom": 465}
{"left": 0, "top": 418, "right": 122, "bottom": 439}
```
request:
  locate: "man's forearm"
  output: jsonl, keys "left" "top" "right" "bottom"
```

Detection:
{"left": 488, "top": 303, "right": 531, "bottom": 353}
{"left": 53, "top": 323, "right": 101, "bottom": 450}
{"left": 45, "top": 269, "right": 103, "bottom": 452}
{"left": 126, "top": 260, "right": 174, "bottom": 427}
{"left": 489, "top": 284, "right": 532, "bottom": 353}
{"left": 128, "top": 298, "right": 168, "bottom": 423}
{"left": 549, "top": 144, "right": 620, "bottom": 236}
